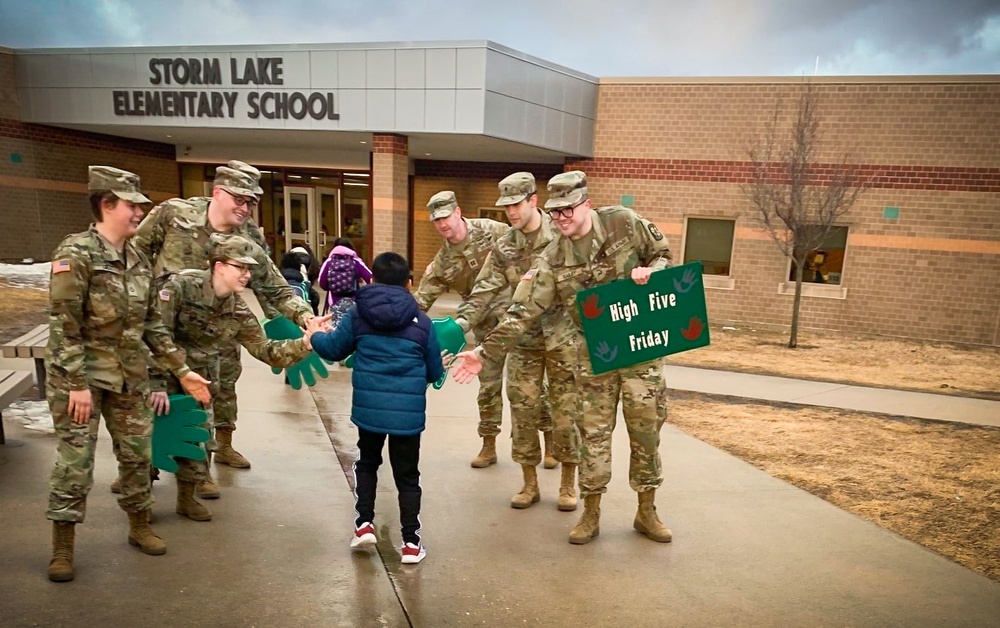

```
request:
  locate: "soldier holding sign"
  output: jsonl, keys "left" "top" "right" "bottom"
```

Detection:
{"left": 453, "top": 171, "right": 674, "bottom": 545}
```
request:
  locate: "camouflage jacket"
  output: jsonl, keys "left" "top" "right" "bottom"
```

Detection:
{"left": 479, "top": 206, "right": 673, "bottom": 359}
{"left": 413, "top": 218, "right": 511, "bottom": 324}
{"left": 134, "top": 196, "right": 311, "bottom": 324}
{"left": 45, "top": 226, "right": 190, "bottom": 393}
{"left": 457, "top": 212, "right": 560, "bottom": 348}
{"left": 153, "top": 269, "right": 312, "bottom": 386}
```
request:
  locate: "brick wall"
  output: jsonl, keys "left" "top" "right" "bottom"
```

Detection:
{"left": 577, "top": 77, "right": 1000, "bottom": 345}
{"left": 0, "top": 51, "right": 178, "bottom": 261}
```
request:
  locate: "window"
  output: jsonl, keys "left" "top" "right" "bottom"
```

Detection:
{"left": 682, "top": 217, "right": 735, "bottom": 276}
{"left": 788, "top": 226, "right": 849, "bottom": 285}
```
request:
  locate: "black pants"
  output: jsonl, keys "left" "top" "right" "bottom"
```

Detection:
{"left": 354, "top": 427, "right": 422, "bottom": 545}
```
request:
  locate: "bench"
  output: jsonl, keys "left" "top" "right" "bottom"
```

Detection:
{"left": 2, "top": 324, "right": 47, "bottom": 400}
{"left": 0, "top": 370, "right": 35, "bottom": 444}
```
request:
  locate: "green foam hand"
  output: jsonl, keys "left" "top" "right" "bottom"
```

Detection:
{"left": 262, "top": 315, "right": 331, "bottom": 390}
{"left": 152, "top": 395, "right": 210, "bottom": 474}
{"left": 431, "top": 316, "right": 467, "bottom": 389}
{"left": 342, "top": 317, "right": 466, "bottom": 390}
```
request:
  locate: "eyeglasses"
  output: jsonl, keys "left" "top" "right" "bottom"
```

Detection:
{"left": 223, "top": 262, "right": 252, "bottom": 275}
{"left": 222, "top": 188, "right": 259, "bottom": 209}
{"left": 546, "top": 201, "right": 584, "bottom": 220}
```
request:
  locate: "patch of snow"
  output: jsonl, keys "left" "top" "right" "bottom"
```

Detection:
{"left": 0, "top": 262, "right": 50, "bottom": 290}
{"left": 5, "top": 399, "right": 53, "bottom": 434}
{"left": 722, "top": 326, "right": 738, "bottom": 331}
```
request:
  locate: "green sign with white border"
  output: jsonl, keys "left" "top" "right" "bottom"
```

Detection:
{"left": 575, "top": 261, "right": 710, "bottom": 374}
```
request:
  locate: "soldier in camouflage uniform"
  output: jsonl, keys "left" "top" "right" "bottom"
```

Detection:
{"left": 457, "top": 172, "right": 580, "bottom": 511}
{"left": 152, "top": 234, "right": 328, "bottom": 522}
{"left": 413, "top": 191, "right": 510, "bottom": 468}
{"left": 453, "top": 171, "right": 674, "bottom": 545}
{"left": 134, "top": 162, "right": 313, "bottom": 496}
{"left": 45, "top": 166, "right": 212, "bottom": 583}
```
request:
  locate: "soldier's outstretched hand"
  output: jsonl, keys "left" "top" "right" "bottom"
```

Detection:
{"left": 178, "top": 371, "right": 212, "bottom": 405}
{"left": 452, "top": 350, "right": 483, "bottom": 384}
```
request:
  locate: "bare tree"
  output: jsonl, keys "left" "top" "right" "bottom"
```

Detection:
{"left": 743, "top": 82, "right": 868, "bottom": 348}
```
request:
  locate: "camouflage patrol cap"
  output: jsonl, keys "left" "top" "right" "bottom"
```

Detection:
{"left": 227, "top": 160, "right": 264, "bottom": 195}
{"left": 427, "top": 191, "right": 458, "bottom": 221}
{"left": 495, "top": 172, "right": 536, "bottom": 207}
{"left": 544, "top": 170, "right": 588, "bottom": 210}
{"left": 213, "top": 166, "right": 258, "bottom": 199}
{"left": 88, "top": 165, "right": 152, "bottom": 204}
{"left": 208, "top": 233, "right": 260, "bottom": 266}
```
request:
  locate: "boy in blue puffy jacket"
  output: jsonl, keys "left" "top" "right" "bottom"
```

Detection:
{"left": 310, "top": 251, "right": 444, "bottom": 564}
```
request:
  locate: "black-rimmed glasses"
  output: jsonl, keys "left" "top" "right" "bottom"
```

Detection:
{"left": 222, "top": 188, "right": 259, "bottom": 208}
{"left": 546, "top": 201, "right": 583, "bottom": 220}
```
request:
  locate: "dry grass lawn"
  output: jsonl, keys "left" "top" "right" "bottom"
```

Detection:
{"left": 1, "top": 278, "right": 998, "bottom": 581}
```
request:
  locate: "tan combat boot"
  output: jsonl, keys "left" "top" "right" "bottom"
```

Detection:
{"left": 470, "top": 435, "right": 497, "bottom": 468}
{"left": 542, "top": 431, "right": 558, "bottom": 469}
{"left": 510, "top": 465, "right": 541, "bottom": 509}
{"left": 48, "top": 521, "right": 75, "bottom": 582}
{"left": 197, "top": 458, "right": 221, "bottom": 499}
{"left": 176, "top": 481, "right": 212, "bottom": 522}
{"left": 568, "top": 494, "right": 601, "bottom": 544}
{"left": 557, "top": 463, "right": 578, "bottom": 512}
{"left": 127, "top": 510, "right": 167, "bottom": 555}
{"left": 214, "top": 428, "right": 251, "bottom": 469}
{"left": 633, "top": 489, "right": 672, "bottom": 543}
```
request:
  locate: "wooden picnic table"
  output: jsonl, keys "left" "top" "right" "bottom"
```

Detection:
{"left": 1, "top": 324, "right": 48, "bottom": 400}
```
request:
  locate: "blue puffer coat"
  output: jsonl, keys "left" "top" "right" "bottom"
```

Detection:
{"left": 310, "top": 284, "right": 444, "bottom": 435}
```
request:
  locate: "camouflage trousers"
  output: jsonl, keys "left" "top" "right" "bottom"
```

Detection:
{"left": 506, "top": 341, "right": 581, "bottom": 466}
{"left": 46, "top": 382, "right": 154, "bottom": 522}
{"left": 216, "top": 340, "right": 241, "bottom": 432}
{"left": 574, "top": 345, "right": 667, "bottom": 497}
{"left": 473, "top": 322, "right": 506, "bottom": 437}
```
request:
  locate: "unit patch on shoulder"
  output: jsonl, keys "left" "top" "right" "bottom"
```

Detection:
{"left": 52, "top": 259, "right": 72, "bottom": 274}
{"left": 159, "top": 289, "right": 172, "bottom": 302}
{"left": 647, "top": 223, "right": 664, "bottom": 241}
{"left": 521, "top": 269, "right": 536, "bottom": 282}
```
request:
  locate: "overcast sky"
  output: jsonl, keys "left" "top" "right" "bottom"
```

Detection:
{"left": 0, "top": 0, "right": 997, "bottom": 77}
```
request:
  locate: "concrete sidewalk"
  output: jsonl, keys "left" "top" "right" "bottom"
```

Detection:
{"left": 1, "top": 304, "right": 999, "bottom": 626}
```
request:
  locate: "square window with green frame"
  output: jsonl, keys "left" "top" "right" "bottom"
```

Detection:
{"left": 787, "top": 225, "right": 849, "bottom": 285}
{"left": 682, "top": 217, "right": 736, "bottom": 276}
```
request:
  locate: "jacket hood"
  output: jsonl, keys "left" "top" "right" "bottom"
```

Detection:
{"left": 330, "top": 245, "right": 357, "bottom": 257}
{"left": 281, "top": 267, "right": 305, "bottom": 283}
{"left": 355, "top": 284, "right": 419, "bottom": 331}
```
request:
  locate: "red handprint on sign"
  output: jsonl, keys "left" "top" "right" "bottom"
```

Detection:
{"left": 582, "top": 293, "right": 605, "bottom": 319}
{"left": 680, "top": 316, "right": 705, "bottom": 341}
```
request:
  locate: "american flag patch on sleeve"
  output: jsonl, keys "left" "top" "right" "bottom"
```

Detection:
{"left": 521, "top": 269, "right": 536, "bottom": 282}
{"left": 52, "top": 259, "right": 71, "bottom": 274}
{"left": 159, "top": 289, "right": 171, "bottom": 302}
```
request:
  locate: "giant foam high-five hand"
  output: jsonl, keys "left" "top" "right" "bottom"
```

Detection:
{"left": 152, "top": 395, "right": 210, "bottom": 473}
{"left": 263, "top": 315, "right": 330, "bottom": 390}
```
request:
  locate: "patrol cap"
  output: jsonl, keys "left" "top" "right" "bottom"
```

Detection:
{"left": 213, "top": 166, "right": 258, "bottom": 199}
{"left": 544, "top": 170, "right": 588, "bottom": 210}
{"left": 208, "top": 233, "right": 260, "bottom": 266}
{"left": 88, "top": 165, "right": 152, "bottom": 205}
{"left": 495, "top": 172, "right": 536, "bottom": 207}
{"left": 227, "top": 160, "right": 264, "bottom": 195}
{"left": 427, "top": 191, "right": 458, "bottom": 221}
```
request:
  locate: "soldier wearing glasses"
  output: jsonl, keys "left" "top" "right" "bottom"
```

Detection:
{"left": 452, "top": 171, "right": 674, "bottom": 546}
{"left": 134, "top": 162, "right": 313, "bottom": 499}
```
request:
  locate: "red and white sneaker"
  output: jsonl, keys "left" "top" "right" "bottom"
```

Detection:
{"left": 400, "top": 542, "right": 426, "bottom": 564}
{"left": 350, "top": 522, "right": 377, "bottom": 549}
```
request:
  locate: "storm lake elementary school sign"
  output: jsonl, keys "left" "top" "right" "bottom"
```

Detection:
{"left": 112, "top": 57, "right": 340, "bottom": 121}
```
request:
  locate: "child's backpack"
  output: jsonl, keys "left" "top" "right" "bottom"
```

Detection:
{"left": 286, "top": 277, "right": 310, "bottom": 302}
{"left": 325, "top": 254, "right": 358, "bottom": 297}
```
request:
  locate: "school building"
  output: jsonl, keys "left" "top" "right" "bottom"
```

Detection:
{"left": 1, "top": 42, "right": 997, "bottom": 346}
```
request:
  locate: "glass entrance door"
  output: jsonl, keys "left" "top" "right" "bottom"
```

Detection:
{"left": 316, "top": 187, "right": 340, "bottom": 256}
{"left": 283, "top": 186, "right": 319, "bottom": 255}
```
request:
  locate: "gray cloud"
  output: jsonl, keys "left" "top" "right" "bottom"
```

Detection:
{"left": 0, "top": 0, "right": 997, "bottom": 76}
